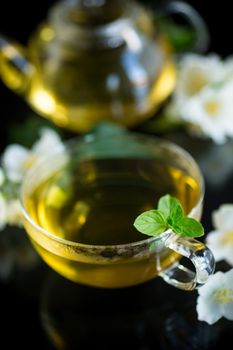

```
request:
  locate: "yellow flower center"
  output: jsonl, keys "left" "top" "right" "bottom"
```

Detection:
{"left": 204, "top": 100, "right": 220, "bottom": 116}
{"left": 185, "top": 71, "right": 208, "bottom": 96}
{"left": 23, "top": 154, "right": 37, "bottom": 170}
{"left": 214, "top": 288, "right": 233, "bottom": 303}
{"left": 220, "top": 230, "right": 233, "bottom": 245}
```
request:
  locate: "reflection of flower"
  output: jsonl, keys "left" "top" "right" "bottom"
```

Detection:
{"left": 0, "top": 228, "right": 39, "bottom": 282}
{"left": 0, "top": 127, "right": 63, "bottom": 230}
{"left": 197, "top": 270, "right": 233, "bottom": 325}
{"left": 167, "top": 54, "right": 233, "bottom": 144}
{"left": 206, "top": 204, "right": 233, "bottom": 265}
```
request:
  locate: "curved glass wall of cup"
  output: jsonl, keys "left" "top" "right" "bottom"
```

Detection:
{"left": 20, "top": 126, "right": 205, "bottom": 288}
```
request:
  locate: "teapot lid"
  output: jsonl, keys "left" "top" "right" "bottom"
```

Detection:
{"left": 52, "top": 0, "right": 127, "bottom": 25}
{"left": 47, "top": 0, "right": 155, "bottom": 49}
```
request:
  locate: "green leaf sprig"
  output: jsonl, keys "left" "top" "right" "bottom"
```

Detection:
{"left": 134, "top": 194, "right": 204, "bottom": 238}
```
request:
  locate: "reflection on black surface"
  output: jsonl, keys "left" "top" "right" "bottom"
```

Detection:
{"left": 0, "top": 227, "right": 39, "bottom": 284}
{"left": 40, "top": 271, "right": 225, "bottom": 350}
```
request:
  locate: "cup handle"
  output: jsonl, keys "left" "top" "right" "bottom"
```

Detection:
{"left": 156, "top": 1, "right": 210, "bottom": 53}
{"left": 159, "top": 232, "right": 215, "bottom": 291}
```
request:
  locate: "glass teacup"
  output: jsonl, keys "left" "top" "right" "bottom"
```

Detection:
{"left": 20, "top": 127, "right": 215, "bottom": 290}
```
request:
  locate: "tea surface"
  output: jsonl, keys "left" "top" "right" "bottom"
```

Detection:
{"left": 24, "top": 158, "right": 201, "bottom": 287}
{"left": 26, "top": 158, "right": 200, "bottom": 245}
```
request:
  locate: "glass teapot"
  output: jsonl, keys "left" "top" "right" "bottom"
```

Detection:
{"left": 0, "top": 0, "right": 208, "bottom": 133}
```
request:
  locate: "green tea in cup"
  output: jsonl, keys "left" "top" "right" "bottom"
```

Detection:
{"left": 21, "top": 127, "right": 214, "bottom": 289}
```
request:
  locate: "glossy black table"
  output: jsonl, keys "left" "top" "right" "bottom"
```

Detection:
{"left": 1, "top": 82, "right": 233, "bottom": 349}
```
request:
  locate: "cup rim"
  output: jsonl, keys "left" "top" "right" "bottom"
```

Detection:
{"left": 20, "top": 132, "right": 205, "bottom": 250}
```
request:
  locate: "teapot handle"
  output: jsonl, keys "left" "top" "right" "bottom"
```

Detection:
{"left": 156, "top": 1, "right": 210, "bottom": 53}
{"left": 0, "top": 35, "right": 34, "bottom": 93}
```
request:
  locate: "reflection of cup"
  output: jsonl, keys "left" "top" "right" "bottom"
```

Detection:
{"left": 20, "top": 127, "right": 214, "bottom": 290}
{"left": 40, "top": 272, "right": 165, "bottom": 349}
{"left": 39, "top": 271, "right": 181, "bottom": 349}
{"left": 41, "top": 271, "right": 218, "bottom": 350}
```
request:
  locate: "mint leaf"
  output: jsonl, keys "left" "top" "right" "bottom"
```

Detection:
{"left": 171, "top": 217, "right": 204, "bottom": 237}
{"left": 158, "top": 194, "right": 183, "bottom": 222}
{"left": 134, "top": 194, "right": 205, "bottom": 239}
{"left": 133, "top": 210, "right": 167, "bottom": 236}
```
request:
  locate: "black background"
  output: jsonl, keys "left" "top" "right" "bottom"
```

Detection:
{"left": 0, "top": 0, "right": 232, "bottom": 150}
{"left": 0, "top": 0, "right": 231, "bottom": 55}
{"left": 0, "top": 1, "right": 233, "bottom": 349}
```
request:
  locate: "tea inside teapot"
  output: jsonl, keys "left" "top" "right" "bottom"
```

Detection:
{"left": 0, "top": 0, "right": 206, "bottom": 133}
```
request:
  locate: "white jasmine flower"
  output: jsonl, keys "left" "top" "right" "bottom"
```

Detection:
{"left": 2, "top": 144, "right": 30, "bottom": 183}
{"left": 0, "top": 168, "right": 5, "bottom": 187}
{"left": 32, "top": 127, "right": 63, "bottom": 156}
{"left": 178, "top": 84, "right": 233, "bottom": 144}
{"left": 206, "top": 204, "right": 233, "bottom": 265}
{"left": 166, "top": 54, "right": 233, "bottom": 144}
{"left": 1, "top": 127, "right": 62, "bottom": 183}
{"left": 175, "top": 54, "right": 224, "bottom": 102}
{"left": 197, "top": 269, "right": 233, "bottom": 325}
{"left": 0, "top": 127, "right": 63, "bottom": 231}
{"left": 0, "top": 250, "right": 14, "bottom": 281}
{"left": 0, "top": 193, "right": 7, "bottom": 230}
{"left": 6, "top": 199, "right": 23, "bottom": 227}
{"left": 0, "top": 195, "right": 23, "bottom": 229}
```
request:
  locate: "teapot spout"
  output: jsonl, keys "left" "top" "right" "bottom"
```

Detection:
{"left": 0, "top": 35, "right": 34, "bottom": 94}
